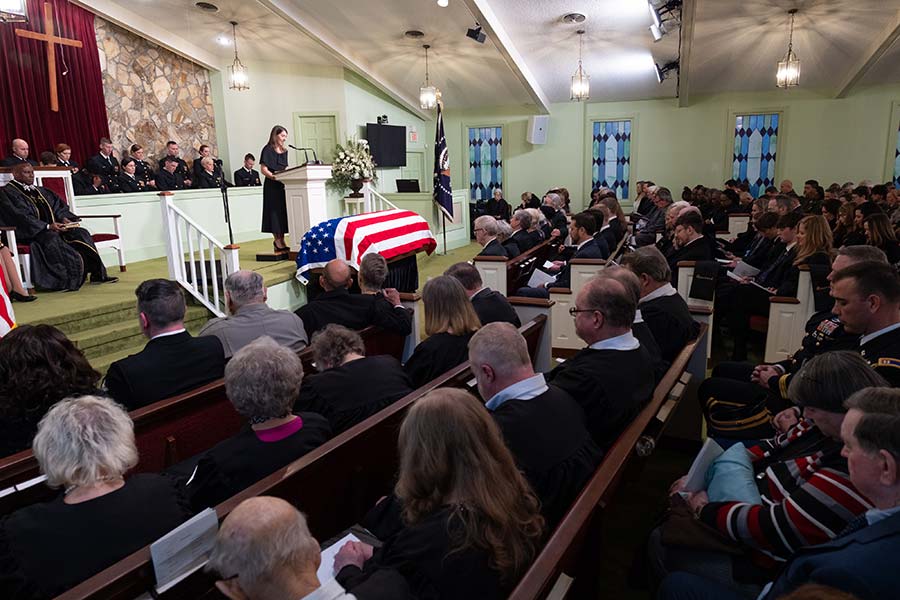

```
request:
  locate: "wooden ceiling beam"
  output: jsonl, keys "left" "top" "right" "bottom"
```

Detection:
{"left": 677, "top": 0, "right": 696, "bottom": 108}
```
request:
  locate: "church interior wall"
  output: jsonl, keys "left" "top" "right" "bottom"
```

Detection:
{"left": 443, "top": 83, "right": 900, "bottom": 212}
{"left": 94, "top": 17, "right": 218, "bottom": 163}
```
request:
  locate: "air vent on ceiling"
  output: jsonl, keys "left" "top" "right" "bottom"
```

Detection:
{"left": 195, "top": 2, "right": 219, "bottom": 13}
{"left": 404, "top": 30, "right": 425, "bottom": 39}
{"left": 562, "top": 13, "right": 586, "bottom": 24}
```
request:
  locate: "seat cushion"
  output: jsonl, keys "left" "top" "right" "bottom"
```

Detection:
{"left": 16, "top": 244, "right": 30, "bottom": 255}
{"left": 91, "top": 233, "right": 119, "bottom": 243}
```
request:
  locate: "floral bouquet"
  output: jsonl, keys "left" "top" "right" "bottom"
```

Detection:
{"left": 328, "top": 138, "right": 377, "bottom": 196}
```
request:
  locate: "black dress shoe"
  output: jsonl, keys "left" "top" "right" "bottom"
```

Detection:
{"left": 273, "top": 242, "right": 289, "bottom": 253}
{"left": 9, "top": 291, "right": 36, "bottom": 302}
{"left": 91, "top": 275, "right": 119, "bottom": 284}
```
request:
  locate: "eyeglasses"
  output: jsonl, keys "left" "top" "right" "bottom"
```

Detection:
{"left": 569, "top": 307, "right": 601, "bottom": 316}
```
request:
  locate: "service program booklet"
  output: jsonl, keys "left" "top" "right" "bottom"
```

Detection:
{"left": 732, "top": 261, "right": 761, "bottom": 278}
{"left": 527, "top": 268, "right": 556, "bottom": 289}
{"left": 318, "top": 532, "right": 361, "bottom": 584}
{"left": 151, "top": 508, "right": 219, "bottom": 593}
{"left": 681, "top": 438, "right": 724, "bottom": 493}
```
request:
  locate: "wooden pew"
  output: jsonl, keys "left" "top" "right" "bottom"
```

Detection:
{"left": 0, "top": 324, "right": 408, "bottom": 514}
{"left": 508, "top": 298, "right": 554, "bottom": 372}
{"left": 508, "top": 323, "right": 708, "bottom": 599}
{"left": 474, "top": 236, "right": 559, "bottom": 296}
{"left": 715, "top": 213, "right": 751, "bottom": 241}
{"left": 763, "top": 265, "right": 815, "bottom": 362}
{"left": 57, "top": 316, "right": 549, "bottom": 600}
{"left": 676, "top": 261, "right": 716, "bottom": 365}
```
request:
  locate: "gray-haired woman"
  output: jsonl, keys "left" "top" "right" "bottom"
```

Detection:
{"left": 0, "top": 395, "right": 193, "bottom": 597}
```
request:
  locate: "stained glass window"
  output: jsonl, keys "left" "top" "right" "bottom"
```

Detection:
{"left": 591, "top": 120, "right": 631, "bottom": 200}
{"left": 468, "top": 126, "right": 503, "bottom": 201}
{"left": 733, "top": 113, "right": 779, "bottom": 198}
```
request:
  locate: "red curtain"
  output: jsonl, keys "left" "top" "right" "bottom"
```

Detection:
{"left": 0, "top": 0, "right": 109, "bottom": 166}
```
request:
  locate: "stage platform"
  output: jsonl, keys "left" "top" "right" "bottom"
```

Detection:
{"left": 12, "top": 238, "right": 480, "bottom": 375}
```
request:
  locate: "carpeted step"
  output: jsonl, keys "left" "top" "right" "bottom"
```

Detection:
{"left": 70, "top": 305, "right": 211, "bottom": 360}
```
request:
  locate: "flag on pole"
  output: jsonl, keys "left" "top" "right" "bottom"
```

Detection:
{"left": 433, "top": 102, "right": 453, "bottom": 220}
{"left": 0, "top": 267, "right": 16, "bottom": 338}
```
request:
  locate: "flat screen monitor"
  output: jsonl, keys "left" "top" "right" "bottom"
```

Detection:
{"left": 366, "top": 123, "right": 406, "bottom": 168}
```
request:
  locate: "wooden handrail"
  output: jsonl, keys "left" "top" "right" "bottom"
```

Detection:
{"left": 508, "top": 323, "right": 708, "bottom": 599}
{"left": 769, "top": 296, "right": 801, "bottom": 304}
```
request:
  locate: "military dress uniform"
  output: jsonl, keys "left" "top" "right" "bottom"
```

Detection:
{"left": 699, "top": 312, "right": 858, "bottom": 439}
{"left": 859, "top": 325, "right": 900, "bottom": 387}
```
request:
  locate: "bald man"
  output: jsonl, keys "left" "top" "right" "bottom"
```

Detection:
{"left": 1, "top": 138, "right": 38, "bottom": 167}
{"left": 208, "top": 496, "right": 354, "bottom": 599}
{"left": 294, "top": 258, "right": 412, "bottom": 336}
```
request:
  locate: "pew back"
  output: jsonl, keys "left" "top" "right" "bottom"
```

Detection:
{"left": 764, "top": 266, "right": 813, "bottom": 362}
{"left": 548, "top": 259, "right": 607, "bottom": 355}
{"left": 57, "top": 316, "right": 549, "bottom": 600}
{"left": 474, "top": 237, "right": 559, "bottom": 296}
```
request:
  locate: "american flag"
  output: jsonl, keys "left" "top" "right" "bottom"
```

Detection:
{"left": 295, "top": 209, "right": 437, "bottom": 283}
{"left": 0, "top": 266, "right": 15, "bottom": 338}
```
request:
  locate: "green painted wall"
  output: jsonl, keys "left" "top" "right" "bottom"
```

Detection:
{"left": 443, "top": 84, "right": 900, "bottom": 212}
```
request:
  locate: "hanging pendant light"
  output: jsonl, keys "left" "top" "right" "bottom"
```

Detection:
{"left": 570, "top": 30, "right": 590, "bottom": 102}
{"left": 0, "top": 0, "right": 28, "bottom": 23}
{"left": 419, "top": 44, "right": 438, "bottom": 110}
{"left": 228, "top": 21, "right": 250, "bottom": 91}
{"left": 776, "top": 9, "right": 800, "bottom": 89}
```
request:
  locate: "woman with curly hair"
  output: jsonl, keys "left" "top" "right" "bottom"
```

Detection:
{"left": 0, "top": 324, "right": 100, "bottom": 456}
{"left": 334, "top": 388, "right": 544, "bottom": 598}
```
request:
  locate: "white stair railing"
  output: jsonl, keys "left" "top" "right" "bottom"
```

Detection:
{"left": 159, "top": 192, "right": 240, "bottom": 317}
{"left": 363, "top": 181, "right": 400, "bottom": 213}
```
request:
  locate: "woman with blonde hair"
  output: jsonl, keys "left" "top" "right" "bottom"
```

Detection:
{"left": 793, "top": 215, "right": 834, "bottom": 267}
{"left": 0, "top": 396, "right": 192, "bottom": 597}
{"left": 334, "top": 388, "right": 544, "bottom": 598}
{"left": 403, "top": 276, "right": 480, "bottom": 387}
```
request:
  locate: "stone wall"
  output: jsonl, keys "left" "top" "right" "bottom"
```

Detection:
{"left": 94, "top": 17, "right": 217, "bottom": 166}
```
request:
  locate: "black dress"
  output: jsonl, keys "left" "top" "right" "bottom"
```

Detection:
{"left": 295, "top": 355, "right": 413, "bottom": 434}
{"left": 404, "top": 332, "right": 474, "bottom": 388}
{"left": 0, "top": 474, "right": 192, "bottom": 598}
{"left": 260, "top": 144, "right": 289, "bottom": 235}
{"left": 337, "top": 495, "right": 507, "bottom": 600}
{"left": 174, "top": 414, "right": 332, "bottom": 509}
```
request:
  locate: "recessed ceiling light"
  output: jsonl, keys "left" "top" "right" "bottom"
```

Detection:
{"left": 562, "top": 13, "right": 586, "bottom": 24}
{"left": 195, "top": 2, "right": 218, "bottom": 12}
{"left": 405, "top": 30, "right": 425, "bottom": 39}
{"left": 216, "top": 35, "right": 231, "bottom": 46}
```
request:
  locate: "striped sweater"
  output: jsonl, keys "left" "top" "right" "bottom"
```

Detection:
{"left": 698, "top": 420, "right": 872, "bottom": 563}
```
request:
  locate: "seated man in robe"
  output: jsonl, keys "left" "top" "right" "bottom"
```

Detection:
{"left": 469, "top": 322, "right": 602, "bottom": 526}
{"left": 295, "top": 258, "right": 412, "bottom": 337}
{"left": 0, "top": 163, "right": 117, "bottom": 291}
{"left": 155, "top": 156, "right": 188, "bottom": 191}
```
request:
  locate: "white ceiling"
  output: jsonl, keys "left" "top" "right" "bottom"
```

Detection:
{"left": 86, "top": 0, "right": 900, "bottom": 112}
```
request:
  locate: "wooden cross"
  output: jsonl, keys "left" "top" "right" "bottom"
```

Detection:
{"left": 14, "top": 2, "right": 83, "bottom": 112}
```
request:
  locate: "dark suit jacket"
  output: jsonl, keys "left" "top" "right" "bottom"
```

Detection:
{"left": 471, "top": 288, "right": 521, "bottom": 327}
{"left": 667, "top": 237, "right": 713, "bottom": 285}
{"left": 765, "top": 512, "right": 900, "bottom": 600}
{"left": 233, "top": 167, "right": 261, "bottom": 187}
{"left": 512, "top": 229, "right": 536, "bottom": 253}
{"left": 104, "top": 331, "right": 226, "bottom": 410}
{"left": 546, "top": 340, "right": 655, "bottom": 449}
{"left": 155, "top": 169, "right": 187, "bottom": 191}
{"left": 555, "top": 239, "right": 606, "bottom": 289}
{"left": 478, "top": 238, "right": 508, "bottom": 258}
{"left": 295, "top": 355, "right": 412, "bottom": 434}
{"left": 596, "top": 227, "right": 617, "bottom": 256}
{"left": 295, "top": 288, "right": 412, "bottom": 337}
{"left": 86, "top": 154, "right": 120, "bottom": 192}
{"left": 640, "top": 291, "right": 698, "bottom": 363}
{"left": 550, "top": 210, "right": 568, "bottom": 234}
{"left": 490, "top": 385, "right": 602, "bottom": 526}
{"left": 528, "top": 229, "right": 545, "bottom": 247}
{"left": 501, "top": 239, "right": 521, "bottom": 258}
{"left": 756, "top": 246, "right": 798, "bottom": 291}
{"left": 0, "top": 156, "right": 37, "bottom": 167}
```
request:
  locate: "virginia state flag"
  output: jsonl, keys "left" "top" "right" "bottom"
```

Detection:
{"left": 433, "top": 102, "right": 453, "bottom": 219}
{"left": 0, "top": 266, "right": 16, "bottom": 338}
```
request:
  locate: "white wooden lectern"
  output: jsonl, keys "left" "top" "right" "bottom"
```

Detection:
{"left": 274, "top": 164, "right": 333, "bottom": 252}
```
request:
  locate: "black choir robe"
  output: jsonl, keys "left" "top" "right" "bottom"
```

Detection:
{"left": 0, "top": 180, "right": 108, "bottom": 290}
{"left": 234, "top": 167, "right": 261, "bottom": 187}
{"left": 404, "top": 332, "right": 473, "bottom": 388}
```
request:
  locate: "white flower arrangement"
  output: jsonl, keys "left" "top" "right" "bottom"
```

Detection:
{"left": 328, "top": 138, "right": 377, "bottom": 193}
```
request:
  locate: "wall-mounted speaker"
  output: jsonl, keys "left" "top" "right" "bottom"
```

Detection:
{"left": 526, "top": 115, "right": 549, "bottom": 145}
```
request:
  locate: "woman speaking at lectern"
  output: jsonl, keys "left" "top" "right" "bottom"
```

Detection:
{"left": 260, "top": 125, "right": 290, "bottom": 253}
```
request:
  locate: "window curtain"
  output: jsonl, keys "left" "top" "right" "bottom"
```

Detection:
{"left": 0, "top": 0, "right": 110, "bottom": 166}
{"left": 732, "top": 113, "right": 779, "bottom": 198}
{"left": 468, "top": 126, "right": 502, "bottom": 201}
{"left": 591, "top": 120, "right": 631, "bottom": 200}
